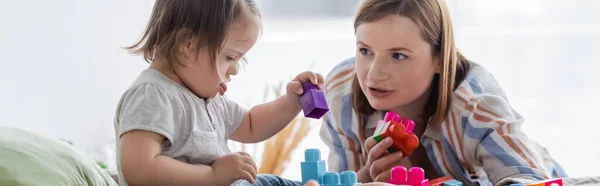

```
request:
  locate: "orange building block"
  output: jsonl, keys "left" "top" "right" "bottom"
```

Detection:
{"left": 373, "top": 111, "right": 419, "bottom": 156}
{"left": 429, "top": 176, "right": 453, "bottom": 186}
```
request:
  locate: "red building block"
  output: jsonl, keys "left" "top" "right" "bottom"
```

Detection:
{"left": 373, "top": 111, "right": 419, "bottom": 156}
{"left": 429, "top": 176, "right": 453, "bottom": 186}
{"left": 388, "top": 166, "right": 429, "bottom": 186}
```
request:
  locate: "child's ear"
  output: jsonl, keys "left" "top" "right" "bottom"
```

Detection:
{"left": 176, "top": 29, "right": 195, "bottom": 59}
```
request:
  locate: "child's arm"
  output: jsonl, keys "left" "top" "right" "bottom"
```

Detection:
{"left": 464, "top": 94, "right": 552, "bottom": 185}
{"left": 230, "top": 71, "right": 325, "bottom": 143}
{"left": 119, "top": 130, "right": 217, "bottom": 186}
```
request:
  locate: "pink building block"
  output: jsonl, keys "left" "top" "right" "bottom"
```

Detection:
{"left": 523, "top": 178, "right": 563, "bottom": 186}
{"left": 384, "top": 111, "right": 401, "bottom": 123}
{"left": 387, "top": 166, "right": 429, "bottom": 186}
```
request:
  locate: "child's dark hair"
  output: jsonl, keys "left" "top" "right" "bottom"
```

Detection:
{"left": 125, "top": 0, "right": 260, "bottom": 69}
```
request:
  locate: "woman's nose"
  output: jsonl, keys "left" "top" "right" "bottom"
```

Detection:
{"left": 367, "top": 59, "right": 390, "bottom": 82}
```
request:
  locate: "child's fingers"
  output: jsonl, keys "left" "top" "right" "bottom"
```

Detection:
{"left": 295, "top": 71, "right": 319, "bottom": 85}
{"left": 287, "top": 80, "right": 304, "bottom": 95}
{"left": 238, "top": 168, "right": 256, "bottom": 184}
{"left": 315, "top": 73, "right": 325, "bottom": 90}
{"left": 236, "top": 151, "right": 251, "bottom": 157}
{"left": 241, "top": 155, "right": 258, "bottom": 172}
{"left": 305, "top": 180, "right": 320, "bottom": 186}
{"left": 241, "top": 162, "right": 257, "bottom": 178}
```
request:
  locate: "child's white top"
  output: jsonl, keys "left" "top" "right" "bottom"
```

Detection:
{"left": 113, "top": 68, "right": 246, "bottom": 186}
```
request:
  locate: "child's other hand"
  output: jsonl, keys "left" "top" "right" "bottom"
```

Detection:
{"left": 286, "top": 71, "right": 325, "bottom": 97}
{"left": 211, "top": 152, "right": 257, "bottom": 186}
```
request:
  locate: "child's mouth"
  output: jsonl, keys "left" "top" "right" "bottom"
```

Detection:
{"left": 218, "top": 83, "right": 228, "bottom": 95}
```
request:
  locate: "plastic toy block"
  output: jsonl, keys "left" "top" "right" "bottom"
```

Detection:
{"left": 300, "top": 82, "right": 329, "bottom": 119}
{"left": 373, "top": 111, "right": 420, "bottom": 156}
{"left": 442, "top": 179, "right": 462, "bottom": 186}
{"left": 321, "top": 171, "right": 359, "bottom": 186}
{"left": 301, "top": 149, "right": 327, "bottom": 184}
{"left": 429, "top": 176, "right": 453, "bottom": 186}
{"left": 388, "top": 166, "right": 429, "bottom": 186}
{"left": 509, "top": 178, "right": 563, "bottom": 186}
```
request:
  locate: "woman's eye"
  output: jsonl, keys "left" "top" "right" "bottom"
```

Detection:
{"left": 392, "top": 53, "right": 406, "bottom": 60}
{"left": 359, "top": 48, "right": 373, "bottom": 55}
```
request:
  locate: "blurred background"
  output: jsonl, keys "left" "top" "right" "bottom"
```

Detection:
{"left": 1, "top": 0, "right": 599, "bottom": 181}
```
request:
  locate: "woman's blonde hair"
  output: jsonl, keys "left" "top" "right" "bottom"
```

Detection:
{"left": 352, "top": 0, "right": 470, "bottom": 126}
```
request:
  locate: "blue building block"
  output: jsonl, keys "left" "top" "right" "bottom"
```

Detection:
{"left": 443, "top": 179, "right": 463, "bottom": 186}
{"left": 322, "top": 171, "right": 358, "bottom": 186}
{"left": 301, "top": 149, "right": 327, "bottom": 184}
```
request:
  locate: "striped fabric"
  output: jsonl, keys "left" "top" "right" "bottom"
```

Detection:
{"left": 319, "top": 58, "right": 568, "bottom": 186}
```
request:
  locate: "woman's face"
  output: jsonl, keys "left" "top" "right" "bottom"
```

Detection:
{"left": 355, "top": 15, "right": 440, "bottom": 112}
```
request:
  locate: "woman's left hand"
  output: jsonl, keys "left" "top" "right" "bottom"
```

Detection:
{"left": 286, "top": 71, "right": 325, "bottom": 97}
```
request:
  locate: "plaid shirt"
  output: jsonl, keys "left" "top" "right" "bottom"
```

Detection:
{"left": 319, "top": 58, "right": 567, "bottom": 186}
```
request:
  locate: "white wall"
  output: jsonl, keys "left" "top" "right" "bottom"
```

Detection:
{"left": 1, "top": 0, "right": 598, "bottom": 180}
{"left": 0, "top": 0, "right": 154, "bottom": 163}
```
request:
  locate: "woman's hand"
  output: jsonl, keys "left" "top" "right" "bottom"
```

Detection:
{"left": 358, "top": 137, "right": 404, "bottom": 182}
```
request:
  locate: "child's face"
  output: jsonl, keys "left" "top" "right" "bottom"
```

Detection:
{"left": 354, "top": 15, "right": 440, "bottom": 112}
{"left": 176, "top": 16, "right": 260, "bottom": 98}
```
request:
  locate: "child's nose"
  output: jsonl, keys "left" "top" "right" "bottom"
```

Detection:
{"left": 229, "top": 64, "right": 239, "bottom": 76}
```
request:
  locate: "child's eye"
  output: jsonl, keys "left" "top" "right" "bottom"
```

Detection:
{"left": 359, "top": 48, "right": 373, "bottom": 55}
{"left": 392, "top": 53, "right": 406, "bottom": 60}
{"left": 226, "top": 56, "right": 237, "bottom": 62}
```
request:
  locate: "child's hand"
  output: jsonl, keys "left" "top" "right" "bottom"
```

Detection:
{"left": 286, "top": 71, "right": 325, "bottom": 97}
{"left": 211, "top": 152, "right": 257, "bottom": 186}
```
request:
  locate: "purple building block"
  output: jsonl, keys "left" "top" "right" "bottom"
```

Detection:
{"left": 300, "top": 82, "right": 329, "bottom": 119}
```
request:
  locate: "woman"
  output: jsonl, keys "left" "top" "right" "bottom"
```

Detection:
{"left": 319, "top": 0, "right": 567, "bottom": 185}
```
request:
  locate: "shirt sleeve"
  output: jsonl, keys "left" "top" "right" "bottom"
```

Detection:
{"left": 320, "top": 57, "right": 363, "bottom": 172}
{"left": 319, "top": 111, "right": 362, "bottom": 172}
{"left": 463, "top": 93, "right": 552, "bottom": 186}
{"left": 215, "top": 95, "right": 248, "bottom": 137}
{"left": 116, "top": 83, "right": 180, "bottom": 149}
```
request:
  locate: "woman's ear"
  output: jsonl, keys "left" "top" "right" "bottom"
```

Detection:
{"left": 433, "top": 54, "right": 442, "bottom": 73}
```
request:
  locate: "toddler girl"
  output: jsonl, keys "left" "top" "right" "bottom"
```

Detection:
{"left": 114, "top": 0, "right": 321, "bottom": 185}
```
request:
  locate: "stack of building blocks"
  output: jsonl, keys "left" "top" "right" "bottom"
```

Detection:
{"left": 508, "top": 178, "right": 563, "bottom": 186}
{"left": 322, "top": 171, "right": 359, "bottom": 186}
{"left": 301, "top": 149, "right": 359, "bottom": 186}
{"left": 373, "top": 111, "right": 420, "bottom": 156}
{"left": 387, "top": 166, "right": 429, "bottom": 186}
{"left": 300, "top": 82, "right": 329, "bottom": 119}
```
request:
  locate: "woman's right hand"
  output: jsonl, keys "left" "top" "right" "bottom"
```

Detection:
{"left": 358, "top": 137, "right": 405, "bottom": 182}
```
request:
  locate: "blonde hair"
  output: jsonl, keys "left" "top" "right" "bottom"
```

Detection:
{"left": 352, "top": 0, "right": 470, "bottom": 126}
